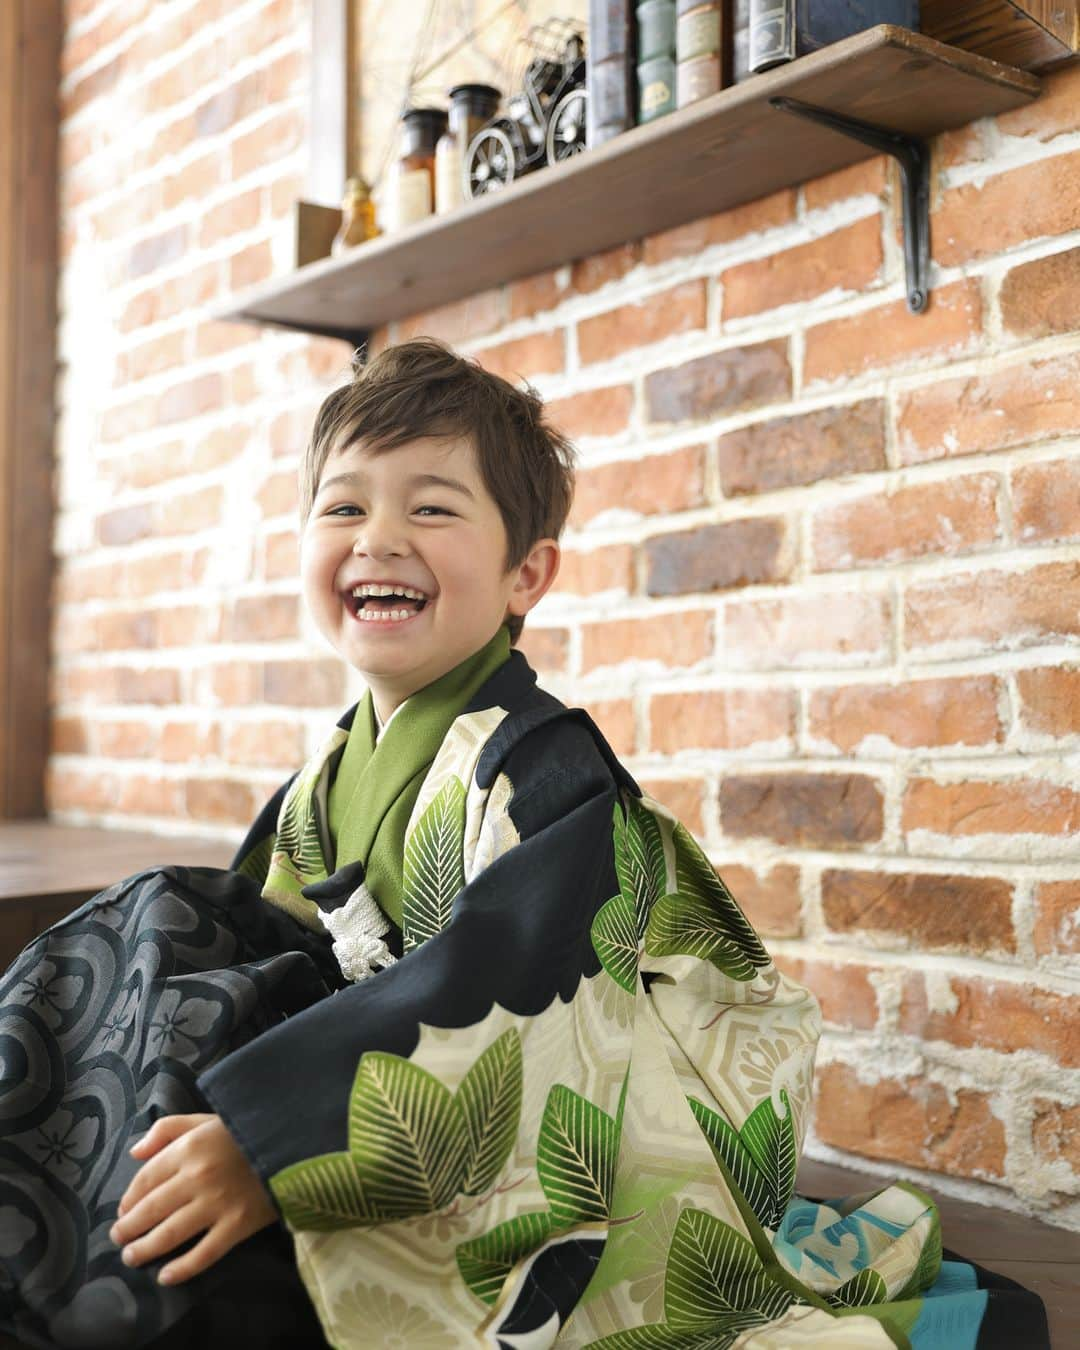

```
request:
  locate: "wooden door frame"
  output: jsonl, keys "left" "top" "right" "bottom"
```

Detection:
{"left": 0, "top": 1, "right": 60, "bottom": 819}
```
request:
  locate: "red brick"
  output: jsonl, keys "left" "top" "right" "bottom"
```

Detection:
{"left": 115, "top": 667, "right": 182, "bottom": 706}
{"left": 120, "top": 263, "right": 220, "bottom": 332}
{"left": 397, "top": 289, "right": 504, "bottom": 344}
{"left": 155, "top": 603, "right": 222, "bottom": 648}
{"left": 554, "top": 544, "right": 635, "bottom": 597}
{"left": 712, "top": 863, "right": 801, "bottom": 938}
{"left": 195, "top": 320, "right": 254, "bottom": 360}
{"left": 263, "top": 529, "right": 299, "bottom": 581}
{"left": 231, "top": 108, "right": 303, "bottom": 180}
{"left": 721, "top": 772, "right": 884, "bottom": 848}
{"left": 475, "top": 332, "right": 565, "bottom": 383}
{"left": 570, "top": 445, "right": 706, "bottom": 527}
{"left": 571, "top": 242, "right": 641, "bottom": 294}
{"left": 127, "top": 225, "right": 188, "bottom": 282}
{"left": 996, "top": 63, "right": 1080, "bottom": 141}
{"left": 1032, "top": 881, "right": 1080, "bottom": 958}
{"left": 642, "top": 189, "right": 797, "bottom": 266}
{"left": 1012, "top": 457, "right": 1080, "bottom": 544}
{"left": 645, "top": 518, "right": 789, "bottom": 597}
{"left": 515, "top": 626, "right": 569, "bottom": 675}
{"left": 578, "top": 697, "right": 636, "bottom": 758}
{"left": 1001, "top": 244, "right": 1080, "bottom": 339}
{"left": 897, "top": 351, "right": 1080, "bottom": 467}
{"left": 578, "top": 280, "right": 707, "bottom": 366}
{"left": 161, "top": 719, "right": 221, "bottom": 764}
{"left": 932, "top": 148, "right": 1080, "bottom": 268}
{"left": 257, "top": 470, "right": 299, "bottom": 519}
{"left": 157, "top": 373, "right": 225, "bottom": 427}
{"left": 199, "top": 187, "right": 261, "bottom": 248}
{"left": 263, "top": 659, "right": 346, "bottom": 708}
{"left": 1016, "top": 666, "right": 1080, "bottom": 738}
{"left": 581, "top": 610, "right": 713, "bottom": 675}
{"left": 50, "top": 716, "right": 91, "bottom": 756}
{"left": 101, "top": 441, "right": 187, "bottom": 492}
{"left": 161, "top": 153, "right": 225, "bottom": 213}
{"left": 209, "top": 662, "right": 263, "bottom": 707}
{"left": 96, "top": 720, "right": 161, "bottom": 760}
{"left": 808, "top": 676, "right": 1003, "bottom": 753}
{"left": 804, "top": 279, "right": 983, "bottom": 385}
{"left": 547, "top": 384, "right": 633, "bottom": 440}
{"left": 645, "top": 340, "right": 790, "bottom": 425}
{"left": 905, "top": 562, "right": 1080, "bottom": 654}
{"left": 194, "top": 68, "right": 264, "bottom": 137}
{"left": 812, "top": 474, "right": 1001, "bottom": 570}
{"left": 116, "top": 774, "right": 182, "bottom": 817}
{"left": 777, "top": 958, "right": 878, "bottom": 1030}
{"left": 718, "top": 402, "right": 886, "bottom": 497}
{"left": 803, "top": 157, "right": 887, "bottom": 212}
{"left": 723, "top": 591, "right": 892, "bottom": 671}
{"left": 721, "top": 216, "right": 882, "bottom": 320}
{"left": 158, "top": 485, "right": 224, "bottom": 535}
{"left": 815, "top": 1064, "right": 1006, "bottom": 1179}
{"left": 228, "top": 594, "right": 299, "bottom": 642}
{"left": 185, "top": 778, "right": 258, "bottom": 827}
{"left": 100, "top": 394, "right": 158, "bottom": 442}
{"left": 96, "top": 609, "right": 157, "bottom": 652}
{"left": 904, "top": 775, "right": 1080, "bottom": 839}
{"left": 120, "top": 329, "right": 188, "bottom": 384}
{"left": 648, "top": 688, "right": 795, "bottom": 753}
{"left": 900, "top": 974, "right": 1080, "bottom": 1067}
{"left": 822, "top": 868, "right": 1015, "bottom": 955}
{"left": 223, "top": 720, "right": 306, "bottom": 769}
{"left": 509, "top": 268, "right": 570, "bottom": 321}
{"left": 268, "top": 406, "right": 318, "bottom": 458}
{"left": 48, "top": 765, "right": 121, "bottom": 815}
{"left": 229, "top": 241, "right": 273, "bottom": 291}
{"left": 636, "top": 778, "right": 705, "bottom": 839}
{"left": 1032, "top": 1100, "right": 1080, "bottom": 1175}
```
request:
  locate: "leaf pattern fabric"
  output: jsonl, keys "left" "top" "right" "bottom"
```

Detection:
{"left": 0, "top": 650, "right": 1051, "bottom": 1348}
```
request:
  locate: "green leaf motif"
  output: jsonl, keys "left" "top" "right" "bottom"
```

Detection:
{"left": 671, "top": 823, "right": 771, "bottom": 971}
{"left": 402, "top": 776, "right": 466, "bottom": 952}
{"left": 828, "top": 1266, "right": 889, "bottom": 1308}
{"left": 615, "top": 796, "right": 668, "bottom": 939}
{"left": 347, "top": 1052, "right": 467, "bottom": 1219}
{"left": 455, "top": 1210, "right": 554, "bottom": 1306}
{"left": 645, "top": 894, "right": 758, "bottom": 982}
{"left": 270, "top": 1151, "right": 372, "bottom": 1232}
{"left": 688, "top": 1093, "right": 798, "bottom": 1232}
{"left": 276, "top": 777, "right": 327, "bottom": 877}
{"left": 536, "top": 1084, "right": 618, "bottom": 1225}
{"left": 664, "top": 1207, "right": 792, "bottom": 1329}
{"left": 591, "top": 893, "right": 639, "bottom": 993}
{"left": 457, "top": 1027, "right": 524, "bottom": 1196}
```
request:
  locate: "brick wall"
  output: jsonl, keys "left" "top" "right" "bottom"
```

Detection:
{"left": 54, "top": 0, "right": 1079, "bottom": 1226}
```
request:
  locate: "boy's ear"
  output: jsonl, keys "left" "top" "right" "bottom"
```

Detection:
{"left": 506, "top": 539, "right": 561, "bottom": 617}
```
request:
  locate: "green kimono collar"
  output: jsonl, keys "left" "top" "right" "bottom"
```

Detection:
{"left": 261, "top": 625, "right": 511, "bottom": 929}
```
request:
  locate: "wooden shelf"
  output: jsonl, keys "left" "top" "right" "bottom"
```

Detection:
{"left": 216, "top": 25, "right": 1040, "bottom": 347}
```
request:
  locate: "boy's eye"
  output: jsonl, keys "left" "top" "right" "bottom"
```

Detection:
{"left": 327, "top": 504, "right": 362, "bottom": 517}
{"left": 415, "top": 505, "right": 451, "bottom": 517}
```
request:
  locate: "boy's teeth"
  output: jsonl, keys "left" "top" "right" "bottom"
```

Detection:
{"left": 358, "top": 608, "right": 415, "bottom": 622}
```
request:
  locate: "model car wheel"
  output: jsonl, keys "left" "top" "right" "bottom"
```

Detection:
{"left": 546, "top": 88, "right": 587, "bottom": 165}
{"left": 465, "top": 126, "right": 517, "bottom": 197}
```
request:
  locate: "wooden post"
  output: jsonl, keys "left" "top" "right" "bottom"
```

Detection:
{"left": 0, "top": 1, "right": 59, "bottom": 819}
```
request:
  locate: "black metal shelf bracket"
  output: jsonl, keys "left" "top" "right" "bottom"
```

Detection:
{"left": 769, "top": 96, "right": 931, "bottom": 314}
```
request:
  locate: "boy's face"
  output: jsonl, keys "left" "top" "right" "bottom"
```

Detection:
{"left": 301, "top": 435, "right": 554, "bottom": 719}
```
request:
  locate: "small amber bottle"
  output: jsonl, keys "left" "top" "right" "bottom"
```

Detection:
{"left": 393, "top": 107, "right": 448, "bottom": 230}
{"left": 330, "top": 177, "right": 380, "bottom": 256}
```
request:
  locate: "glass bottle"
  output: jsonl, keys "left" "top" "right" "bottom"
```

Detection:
{"left": 435, "top": 83, "right": 501, "bottom": 215}
{"left": 392, "top": 107, "right": 448, "bottom": 231}
{"left": 330, "top": 176, "right": 380, "bottom": 256}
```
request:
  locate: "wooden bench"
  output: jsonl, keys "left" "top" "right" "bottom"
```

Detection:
{"left": 0, "top": 820, "right": 233, "bottom": 970}
{"left": 0, "top": 827, "right": 1075, "bottom": 1346}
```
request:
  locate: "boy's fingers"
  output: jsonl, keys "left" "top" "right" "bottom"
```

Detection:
{"left": 118, "top": 1201, "right": 206, "bottom": 1270}
{"left": 129, "top": 1113, "right": 212, "bottom": 1158}
{"left": 112, "top": 1174, "right": 192, "bottom": 1245}
{"left": 158, "top": 1219, "right": 241, "bottom": 1287}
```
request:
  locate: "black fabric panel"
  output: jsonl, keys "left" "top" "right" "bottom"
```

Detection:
{"left": 197, "top": 768, "right": 619, "bottom": 1184}
{"left": 939, "top": 1250, "right": 1052, "bottom": 1350}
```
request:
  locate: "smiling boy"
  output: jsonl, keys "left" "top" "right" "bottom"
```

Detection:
{"left": 4, "top": 340, "right": 978, "bottom": 1350}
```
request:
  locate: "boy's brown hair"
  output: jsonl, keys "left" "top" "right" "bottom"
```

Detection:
{"left": 300, "top": 338, "right": 577, "bottom": 644}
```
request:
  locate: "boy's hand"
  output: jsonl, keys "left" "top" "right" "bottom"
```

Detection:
{"left": 111, "top": 1113, "right": 277, "bottom": 1285}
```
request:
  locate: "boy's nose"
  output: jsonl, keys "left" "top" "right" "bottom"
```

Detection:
{"left": 351, "top": 517, "right": 408, "bottom": 558}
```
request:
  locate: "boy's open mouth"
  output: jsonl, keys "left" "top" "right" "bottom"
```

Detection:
{"left": 350, "top": 583, "right": 430, "bottom": 623}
